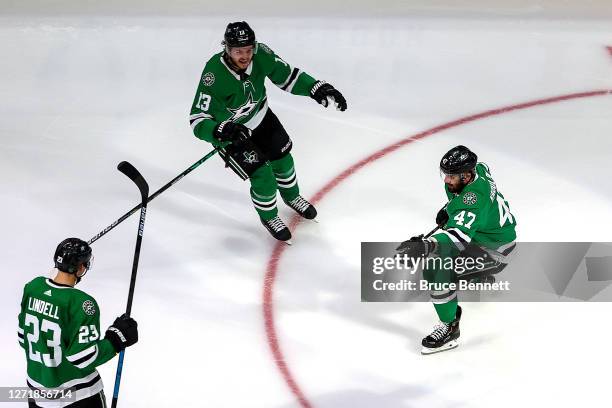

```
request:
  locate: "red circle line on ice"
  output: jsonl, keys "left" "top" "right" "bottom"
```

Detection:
{"left": 263, "top": 89, "right": 612, "bottom": 408}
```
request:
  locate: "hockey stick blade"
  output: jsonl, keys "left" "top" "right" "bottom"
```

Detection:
{"left": 117, "top": 161, "right": 149, "bottom": 198}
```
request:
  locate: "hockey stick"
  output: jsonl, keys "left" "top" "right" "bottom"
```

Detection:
{"left": 111, "top": 161, "right": 149, "bottom": 408}
{"left": 88, "top": 147, "right": 220, "bottom": 245}
{"left": 397, "top": 224, "right": 440, "bottom": 253}
{"left": 424, "top": 225, "right": 441, "bottom": 239}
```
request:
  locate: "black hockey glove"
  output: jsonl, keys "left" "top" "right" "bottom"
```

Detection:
{"left": 436, "top": 206, "right": 449, "bottom": 226}
{"left": 310, "top": 81, "right": 347, "bottom": 111}
{"left": 214, "top": 121, "right": 250, "bottom": 143}
{"left": 396, "top": 234, "right": 434, "bottom": 258}
{"left": 105, "top": 314, "right": 138, "bottom": 353}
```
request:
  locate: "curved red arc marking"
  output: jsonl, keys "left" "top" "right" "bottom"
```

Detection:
{"left": 263, "top": 89, "right": 612, "bottom": 408}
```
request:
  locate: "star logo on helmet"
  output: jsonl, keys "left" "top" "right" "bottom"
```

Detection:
{"left": 227, "top": 93, "right": 258, "bottom": 122}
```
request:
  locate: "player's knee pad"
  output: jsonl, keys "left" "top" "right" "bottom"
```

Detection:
{"left": 270, "top": 154, "right": 298, "bottom": 193}
{"left": 270, "top": 152, "right": 295, "bottom": 172}
{"left": 423, "top": 267, "right": 436, "bottom": 284}
{"left": 249, "top": 164, "right": 278, "bottom": 195}
{"left": 423, "top": 264, "right": 454, "bottom": 285}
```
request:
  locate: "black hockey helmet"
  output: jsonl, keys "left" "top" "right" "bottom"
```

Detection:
{"left": 440, "top": 145, "right": 478, "bottom": 175}
{"left": 223, "top": 21, "right": 256, "bottom": 48}
{"left": 54, "top": 238, "right": 92, "bottom": 274}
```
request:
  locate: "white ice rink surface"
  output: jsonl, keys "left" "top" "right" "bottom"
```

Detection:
{"left": 1, "top": 6, "right": 612, "bottom": 408}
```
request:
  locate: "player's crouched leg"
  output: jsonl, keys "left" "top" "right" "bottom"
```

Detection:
{"left": 421, "top": 264, "right": 461, "bottom": 355}
{"left": 251, "top": 110, "right": 316, "bottom": 220}
{"left": 217, "top": 137, "right": 281, "bottom": 222}
{"left": 423, "top": 264, "right": 458, "bottom": 323}
{"left": 250, "top": 164, "right": 279, "bottom": 221}
{"left": 271, "top": 154, "right": 299, "bottom": 202}
{"left": 271, "top": 154, "right": 317, "bottom": 220}
{"left": 250, "top": 165, "right": 292, "bottom": 242}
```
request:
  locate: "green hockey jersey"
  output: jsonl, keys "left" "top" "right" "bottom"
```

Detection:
{"left": 432, "top": 162, "right": 517, "bottom": 251}
{"left": 189, "top": 42, "right": 318, "bottom": 146}
{"left": 17, "top": 277, "right": 116, "bottom": 406}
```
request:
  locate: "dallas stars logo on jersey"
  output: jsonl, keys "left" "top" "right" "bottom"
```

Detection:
{"left": 228, "top": 92, "right": 259, "bottom": 122}
{"left": 202, "top": 72, "right": 215, "bottom": 86}
{"left": 463, "top": 191, "right": 478, "bottom": 206}
{"left": 243, "top": 150, "right": 259, "bottom": 164}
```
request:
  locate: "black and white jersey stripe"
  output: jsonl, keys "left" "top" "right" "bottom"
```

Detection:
{"left": 66, "top": 344, "right": 99, "bottom": 370}
{"left": 251, "top": 195, "right": 277, "bottom": 211}
{"left": 278, "top": 67, "right": 302, "bottom": 93}
{"left": 430, "top": 289, "right": 457, "bottom": 304}
{"left": 189, "top": 112, "right": 213, "bottom": 131}
{"left": 27, "top": 371, "right": 103, "bottom": 407}
{"left": 434, "top": 229, "right": 468, "bottom": 251}
{"left": 446, "top": 228, "right": 471, "bottom": 244}
{"left": 275, "top": 173, "right": 297, "bottom": 189}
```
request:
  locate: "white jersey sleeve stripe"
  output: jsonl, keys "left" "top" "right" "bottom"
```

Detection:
{"left": 277, "top": 65, "right": 295, "bottom": 89}
{"left": 190, "top": 118, "right": 208, "bottom": 131}
{"left": 189, "top": 112, "right": 213, "bottom": 120}
{"left": 74, "top": 347, "right": 99, "bottom": 369}
{"left": 436, "top": 230, "right": 466, "bottom": 251}
{"left": 66, "top": 344, "right": 97, "bottom": 362}
{"left": 285, "top": 70, "right": 303, "bottom": 93}
{"left": 446, "top": 227, "right": 471, "bottom": 243}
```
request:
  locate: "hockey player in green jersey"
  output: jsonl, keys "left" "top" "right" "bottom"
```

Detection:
{"left": 189, "top": 21, "right": 347, "bottom": 242}
{"left": 18, "top": 238, "right": 138, "bottom": 407}
{"left": 397, "top": 145, "right": 517, "bottom": 354}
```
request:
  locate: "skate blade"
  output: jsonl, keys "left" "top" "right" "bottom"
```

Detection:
{"left": 421, "top": 340, "right": 459, "bottom": 355}
{"left": 284, "top": 239, "right": 293, "bottom": 246}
